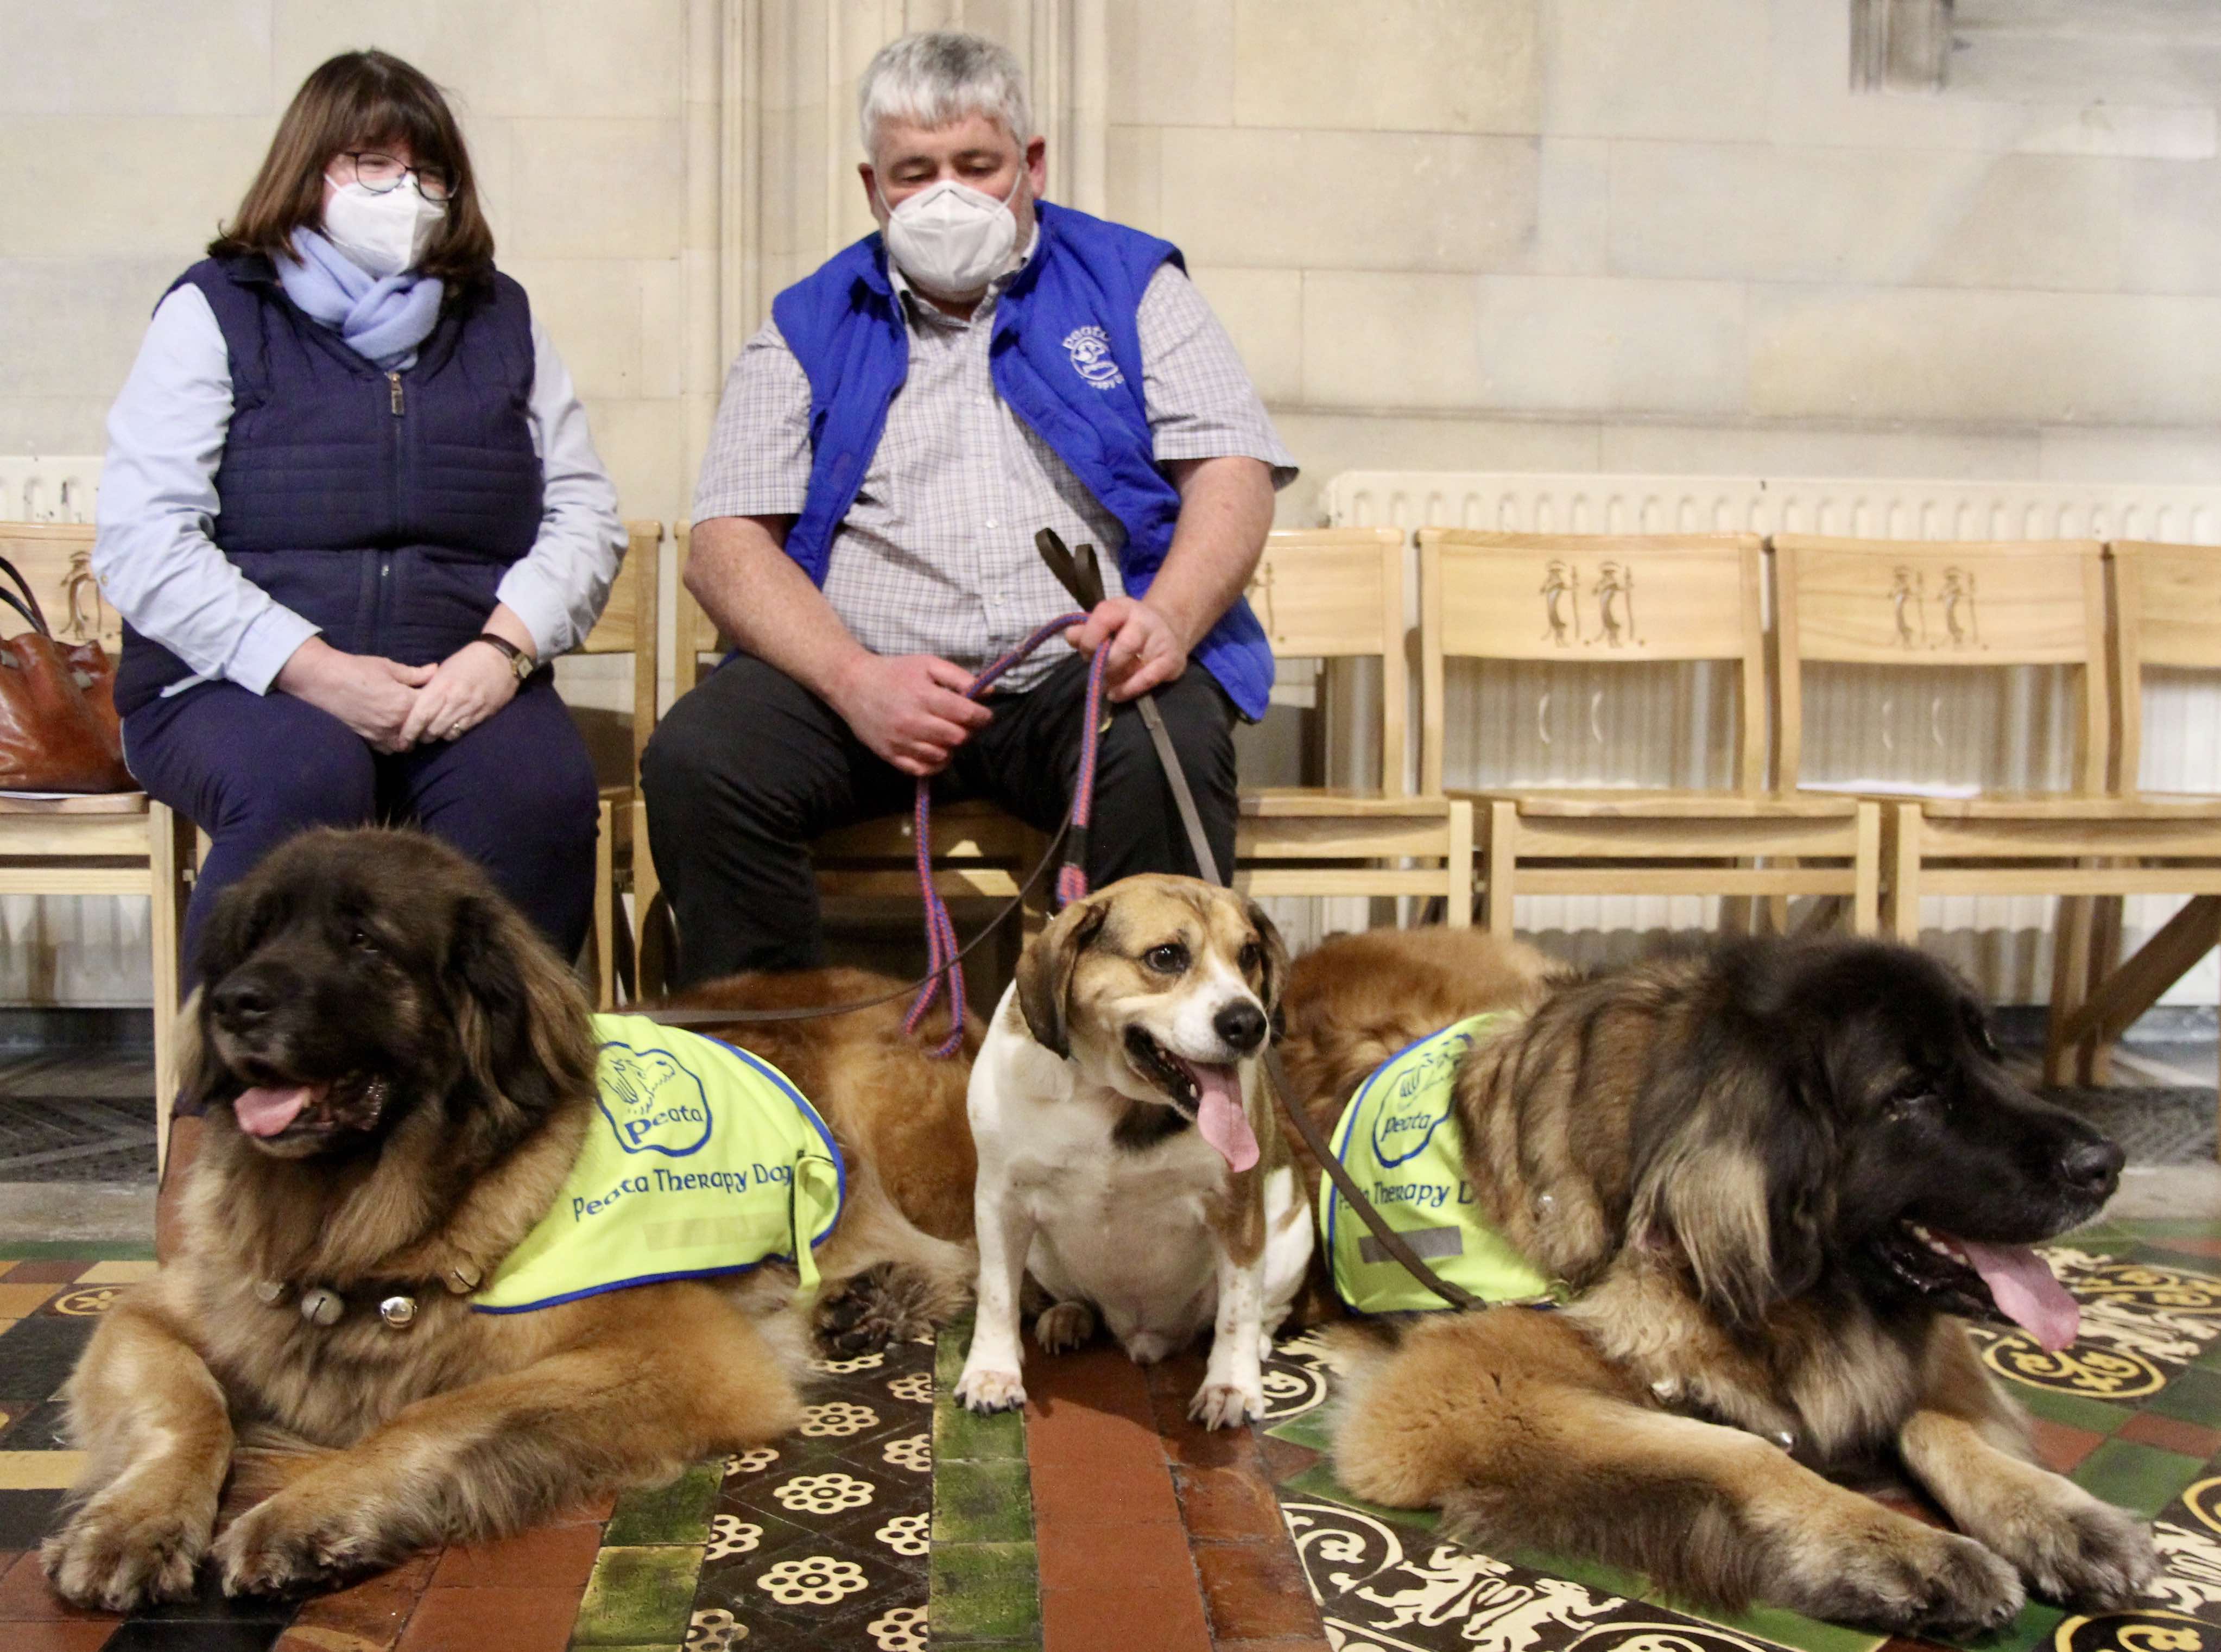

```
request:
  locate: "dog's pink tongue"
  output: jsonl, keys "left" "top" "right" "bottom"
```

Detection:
{"left": 232, "top": 1084, "right": 320, "bottom": 1138}
{"left": 1189, "top": 1062, "right": 1258, "bottom": 1173}
{"left": 1956, "top": 1237, "right": 2081, "bottom": 1352}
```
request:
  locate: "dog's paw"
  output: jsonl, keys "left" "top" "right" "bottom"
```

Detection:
{"left": 955, "top": 1364, "right": 1028, "bottom": 1414}
{"left": 815, "top": 1262, "right": 942, "bottom": 1357}
{"left": 42, "top": 1489, "right": 211, "bottom": 1611}
{"left": 210, "top": 1491, "right": 375, "bottom": 1596}
{"left": 1809, "top": 1526, "right": 2024, "bottom": 1638}
{"left": 1034, "top": 1301, "right": 1096, "bottom": 1355}
{"left": 1994, "top": 1494, "right": 2159, "bottom": 1610}
{"left": 1189, "top": 1379, "right": 1264, "bottom": 1431}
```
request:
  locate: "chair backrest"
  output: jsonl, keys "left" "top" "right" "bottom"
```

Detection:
{"left": 1417, "top": 530, "right": 1767, "bottom": 796}
{"left": 0, "top": 522, "right": 112, "bottom": 649}
{"left": 574, "top": 520, "right": 664, "bottom": 770}
{"left": 670, "top": 522, "right": 729, "bottom": 695}
{"left": 2106, "top": 541, "right": 2221, "bottom": 794}
{"left": 1248, "top": 527, "right": 1407, "bottom": 795}
{"left": 1771, "top": 535, "right": 2108, "bottom": 796}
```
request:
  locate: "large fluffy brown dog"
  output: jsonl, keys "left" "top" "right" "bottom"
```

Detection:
{"left": 43, "top": 828, "right": 976, "bottom": 1609}
{"left": 1283, "top": 927, "right": 2157, "bottom": 1637}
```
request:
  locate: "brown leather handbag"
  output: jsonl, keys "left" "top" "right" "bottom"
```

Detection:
{"left": 0, "top": 554, "right": 132, "bottom": 793}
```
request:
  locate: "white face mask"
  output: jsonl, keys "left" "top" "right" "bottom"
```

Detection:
{"left": 875, "top": 169, "right": 1023, "bottom": 301}
{"left": 321, "top": 177, "right": 445, "bottom": 279}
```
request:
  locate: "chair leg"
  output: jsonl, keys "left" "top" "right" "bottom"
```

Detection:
{"left": 148, "top": 800, "right": 194, "bottom": 1180}
{"left": 592, "top": 797, "right": 617, "bottom": 1011}
{"left": 1484, "top": 800, "right": 1517, "bottom": 939}
{"left": 1884, "top": 803, "right": 1921, "bottom": 944}
{"left": 1445, "top": 801, "right": 1473, "bottom": 930}
{"left": 631, "top": 798, "right": 671, "bottom": 998}
{"left": 2046, "top": 890, "right": 2096, "bottom": 1090}
{"left": 1851, "top": 802, "right": 1881, "bottom": 938}
{"left": 2080, "top": 894, "right": 2125, "bottom": 1086}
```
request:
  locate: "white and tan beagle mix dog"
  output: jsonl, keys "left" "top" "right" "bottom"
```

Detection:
{"left": 954, "top": 875, "right": 1313, "bottom": 1428}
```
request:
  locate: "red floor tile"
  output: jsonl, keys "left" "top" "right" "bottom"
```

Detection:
{"left": 3, "top": 1263, "right": 88, "bottom": 1284}
{"left": 11, "top": 1624, "right": 117, "bottom": 1651}
{"left": 1216, "top": 1639, "right": 1336, "bottom": 1652}
{"left": 1024, "top": 1394, "right": 1168, "bottom": 1467}
{"left": 428, "top": 1523, "right": 599, "bottom": 1588}
{"left": 288, "top": 1551, "right": 439, "bottom": 1649}
{"left": 2148, "top": 1237, "right": 2221, "bottom": 1259}
{"left": 1027, "top": 1346, "right": 1157, "bottom": 1423}
{"left": 1194, "top": 1539, "right": 1326, "bottom": 1642}
{"left": 1030, "top": 1445, "right": 1183, "bottom": 1530}
{"left": 0, "top": 1550, "right": 122, "bottom": 1624}
{"left": 2028, "top": 1416, "right": 2107, "bottom": 1474}
{"left": 1174, "top": 1461, "right": 1287, "bottom": 1543}
{"left": 2118, "top": 1409, "right": 2221, "bottom": 1460}
{"left": 394, "top": 1584, "right": 580, "bottom": 1652}
{"left": 1043, "top": 1577, "right": 1213, "bottom": 1652}
{"left": 1038, "top": 1515, "right": 1195, "bottom": 1596}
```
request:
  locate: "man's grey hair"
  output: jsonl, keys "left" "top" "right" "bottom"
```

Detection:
{"left": 857, "top": 31, "right": 1034, "bottom": 159}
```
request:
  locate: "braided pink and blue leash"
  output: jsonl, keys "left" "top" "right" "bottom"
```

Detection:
{"left": 902, "top": 612, "right": 1109, "bottom": 1056}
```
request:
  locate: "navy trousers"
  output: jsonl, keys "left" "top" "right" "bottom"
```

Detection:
{"left": 640, "top": 650, "right": 1239, "bottom": 987}
{"left": 123, "top": 674, "right": 599, "bottom": 977}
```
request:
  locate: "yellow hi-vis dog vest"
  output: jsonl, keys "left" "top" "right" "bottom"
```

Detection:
{"left": 473, "top": 1014, "right": 845, "bottom": 1314}
{"left": 1321, "top": 1013, "right": 1561, "bottom": 1315}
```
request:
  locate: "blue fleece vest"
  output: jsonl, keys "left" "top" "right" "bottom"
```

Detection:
{"left": 769, "top": 201, "right": 1274, "bottom": 720}
{"left": 116, "top": 256, "right": 543, "bottom": 714}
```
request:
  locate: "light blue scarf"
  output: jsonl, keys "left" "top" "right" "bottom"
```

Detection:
{"left": 274, "top": 230, "right": 445, "bottom": 371}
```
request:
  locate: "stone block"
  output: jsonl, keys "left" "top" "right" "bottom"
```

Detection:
{"left": 1467, "top": 274, "right": 1748, "bottom": 415}
{"left": 504, "top": 118, "right": 687, "bottom": 261}
{"left": 502, "top": 259, "right": 645, "bottom": 400}
{"left": 1108, "top": 0, "right": 1235, "bottom": 126}
{"left": 583, "top": 396, "right": 691, "bottom": 528}
{"left": 1232, "top": 0, "right": 1542, "bottom": 134}
{"left": 0, "top": 0, "right": 271, "bottom": 115}
{"left": 1104, "top": 125, "right": 1163, "bottom": 231}
{"left": 2122, "top": 157, "right": 2221, "bottom": 296}
{"left": 1301, "top": 271, "right": 1483, "bottom": 410}
{"left": 1161, "top": 128, "right": 1542, "bottom": 274}
{"left": 0, "top": 258, "right": 178, "bottom": 400}
{"left": 0, "top": 118, "right": 271, "bottom": 259}
{"left": 1185, "top": 267, "right": 1302, "bottom": 405}
{"left": 1599, "top": 421, "right": 2042, "bottom": 481}
{"left": 1540, "top": 0, "right": 1769, "bottom": 141}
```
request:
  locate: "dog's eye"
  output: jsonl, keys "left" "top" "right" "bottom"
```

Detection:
{"left": 350, "top": 928, "right": 380, "bottom": 955}
{"left": 1239, "top": 941, "right": 1262, "bottom": 973}
{"left": 1145, "top": 942, "right": 1188, "bottom": 974}
{"left": 1884, "top": 1087, "right": 1938, "bottom": 1122}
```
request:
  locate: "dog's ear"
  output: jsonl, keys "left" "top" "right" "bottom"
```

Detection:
{"left": 1242, "top": 898, "right": 1290, "bottom": 1025}
{"left": 1015, "top": 897, "right": 1109, "bottom": 1058}
{"left": 445, "top": 889, "right": 599, "bottom": 1121}
{"left": 1630, "top": 1034, "right": 1831, "bottom": 1330}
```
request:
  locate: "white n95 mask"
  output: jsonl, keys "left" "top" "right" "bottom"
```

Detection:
{"left": 322, "top": 178, "right": 445, "bottom": 279}
{"left": 877, "top": 172, "right": 1022, "bottom": 300}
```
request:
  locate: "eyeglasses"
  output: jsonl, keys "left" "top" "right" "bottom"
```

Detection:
{"left": 333, "top": 151, "right": 454, "bottom": 204}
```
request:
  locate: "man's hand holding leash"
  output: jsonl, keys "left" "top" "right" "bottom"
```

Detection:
{"left": 830, "top": 651, "right": 990, "bottom": 777}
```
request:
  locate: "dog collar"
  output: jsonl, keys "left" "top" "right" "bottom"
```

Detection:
{"left": 251, "top": 1262, "right": 481, "bottom": 1333}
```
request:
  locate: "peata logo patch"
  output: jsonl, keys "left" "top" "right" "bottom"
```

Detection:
{"left": 597, "top": 1042, "right": 713, "bottom": 1157}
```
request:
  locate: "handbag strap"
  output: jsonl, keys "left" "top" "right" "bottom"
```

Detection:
{"left": 0, "top": 556, "right": 52, "bottom": 638}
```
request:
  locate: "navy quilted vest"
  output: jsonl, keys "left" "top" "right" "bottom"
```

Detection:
{"left": 116, "top": 255, "right": 543, "bottom": 714}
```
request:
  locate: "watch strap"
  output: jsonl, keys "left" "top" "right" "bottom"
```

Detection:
{"left": 472, "top": 632, "right": 535, "bottom": 681}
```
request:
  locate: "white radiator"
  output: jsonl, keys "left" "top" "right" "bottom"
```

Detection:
{"left": 1321, "top": 471, "right": 2221, "bottom": 1004}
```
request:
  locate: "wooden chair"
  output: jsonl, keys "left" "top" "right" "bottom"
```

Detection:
{"left": 631, "top": 524, "right": 1049, "bottom": 998}
{"left": 571, "top": 520, "right": 662, "bottom": 1008}
{"left": 2037, "top": 541, "right": 2221, "bottom": 1084}
{"left": 0, "top": 523, "right": 195, "bottom": 1172}
{"left": 1421, "top": 530, "right": 1880, "bottom": 937}
{"left": 1237, "top": 527, "right": 1472, "bottom": 923}
{"left": 1771, "top": 534, "right": 2221, "bottom": 1086}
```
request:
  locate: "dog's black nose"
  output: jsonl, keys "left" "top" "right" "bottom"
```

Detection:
{"left": 1213, "top": 999, "right": 1267, "bottom": 1054}
{"left": 2060, "top": 1134, "right": 2125, "bottom": 1199}
{"left": 211, "top": 976, "right": 276, "bottom": 1026}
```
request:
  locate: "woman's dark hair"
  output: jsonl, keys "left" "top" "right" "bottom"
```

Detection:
{"left": 210, "top": 50, "right": 494, "bottom": 288}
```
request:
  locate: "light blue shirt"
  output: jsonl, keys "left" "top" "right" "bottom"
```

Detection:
{"left": 93, "top": 283, "right": 626, "bottom": 694}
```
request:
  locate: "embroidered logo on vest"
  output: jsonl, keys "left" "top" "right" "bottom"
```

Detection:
{"left": 1061, "top": 324, "right": 1123, "bottom": 390}
{"left": 598, "top": 1042, "right": 713, "bottom": 1157}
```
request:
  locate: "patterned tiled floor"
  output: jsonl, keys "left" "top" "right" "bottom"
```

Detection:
{"left": 5, "top": 1226, "right": 2221, "bottom": 1651}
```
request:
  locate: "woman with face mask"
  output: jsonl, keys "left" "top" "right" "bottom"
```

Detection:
{"left": 92, "top": 50, "right": 622, "bottom": 973}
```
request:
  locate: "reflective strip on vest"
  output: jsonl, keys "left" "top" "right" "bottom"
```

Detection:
{"left": 472, "top": 1015, "right": 845, "bottom": 1314}
{"left": 1319, "top": 1013, "right": 1560, "bottom": 1316}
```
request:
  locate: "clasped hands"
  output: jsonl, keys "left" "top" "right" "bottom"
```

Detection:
{"left": 832, "top": 595, "right": 1187, "bottom": 778}
{"left": 274, "top": 636, "right": 521, "bottom": 755}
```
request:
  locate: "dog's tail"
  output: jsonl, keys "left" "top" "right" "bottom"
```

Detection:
{"left": 1317, "top": 1316, "right": 1415, "bottom": 1420}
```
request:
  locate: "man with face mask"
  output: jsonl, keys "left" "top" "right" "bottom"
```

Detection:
{"left": 643, "top": 31, "right": 1294, "bottom": 986}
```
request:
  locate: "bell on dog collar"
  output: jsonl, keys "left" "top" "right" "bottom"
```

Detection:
{"left": 378, "top": 1294, "right": 418, "bottom": 1331}
{"left": 445, "top": 1264, "right": 480, "bottom": 1295}
{"left": 299, "top": 1287, "right": 345, "bottom": 1327}
{"left": 254, "top": 1280, "right": 289, "bottom": 1306}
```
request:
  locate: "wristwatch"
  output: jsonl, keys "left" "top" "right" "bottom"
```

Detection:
{"left": 472, "top": 632, "right": 536, "bottom": 683}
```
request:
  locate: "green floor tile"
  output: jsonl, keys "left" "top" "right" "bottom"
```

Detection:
{"left": 602, "top": 1460, "right": 720, "bottom": 1546}
{"left": 929, "top": 1540, "right": 1042, "bottom": 1644}
{"left": 571, "top": 1544, "right": 704, "bottom": 1646}
{"left": 1974, "top": 1593, "right": 2069, "bottom": 1652}
{"left": 935, "top": 1389, "right": 1027, "bottom": 1461}
{"left": 2071, "top": 1436, "right": 2208, "bottom": 1518}
{"left": 933, "top": 1455, "right": 1034, "bottom": 1545}
{"left": 2115, "top": 1220, "right": 2221, "bottom": 1239}
{"left": 0, "top": 1240, "right": 156, "bottom": 1260}
{"left": 2011, "top": 1384, "right": 2133, "bottom": 1435}
{"left": 1264, "top": 1407, "right": 1336, "bottom": 1453}
{"left": 2142, "top": 1365, "right": 2221, "bottom": 1426}
{"left": 937, "top": 1312, "right": 975, "bottom": 1387}
{"left": 1501, "top": 1545, "right": 1648, "bottom": 1603}
{"left": 1706, "top": 1598, "right": 1887, "bottom": 1652}
{"left": 1279, "top": 1460, "right": 1440, "bottom": 1532}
